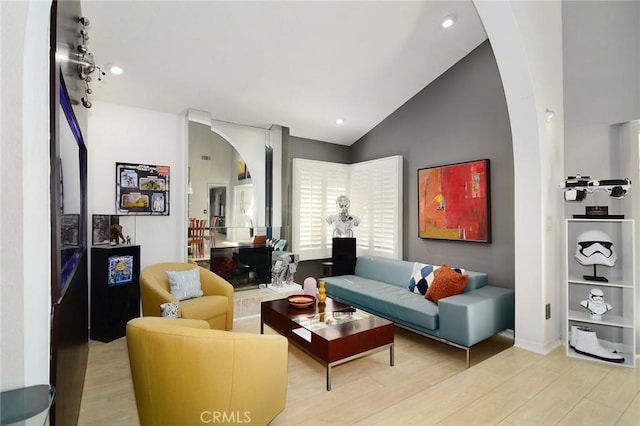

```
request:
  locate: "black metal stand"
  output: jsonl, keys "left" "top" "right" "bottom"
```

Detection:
{"left": 583, "top": 264, "right": 608, "bottom": 282}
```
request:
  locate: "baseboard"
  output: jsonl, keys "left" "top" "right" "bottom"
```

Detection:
{"left": 234, "top": 313, "right": 261, "bottom": 321}
{"left": 498, "top": 329, "right": 514, "bottom": 340}
{"left": 514, "top": 336, "right": 562, "bottom": 355}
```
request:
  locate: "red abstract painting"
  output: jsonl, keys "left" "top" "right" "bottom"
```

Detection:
{"left": 418, "top": 159, "right": 490, "bottom": 242}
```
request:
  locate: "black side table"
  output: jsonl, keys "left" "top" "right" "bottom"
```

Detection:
{"left": 321, "top": 261, "right": 334, "bottom": 277}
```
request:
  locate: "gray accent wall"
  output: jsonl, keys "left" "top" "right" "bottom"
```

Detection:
{"left": 281, "top": 133, "right": 352, "bottom": 245}
{"left": 351, "top": 41, "right": 515, "bottom": 288}
{"left": 287, "top": 135, "right": 352, "bottom": 163}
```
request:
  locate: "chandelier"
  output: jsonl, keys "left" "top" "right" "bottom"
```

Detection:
{"left": 76, "top": 17, "right": 105, "bottom": 108}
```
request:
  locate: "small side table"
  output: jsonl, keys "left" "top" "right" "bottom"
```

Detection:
{"left": 321, "top": 261, "right": 333, "bottom": 277}
{"left": 0, "top": 385, "right": 55, "bottom": 425}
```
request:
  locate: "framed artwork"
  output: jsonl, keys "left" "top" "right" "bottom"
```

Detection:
{"left": 107, "top": 255, "right": 134, "bottom": 286}
{"left": 61, "top": 214, "right": 80, "bottom": 246}
{"left": 92, "top": 214, "right": 120, "bottom": 245}
{"left": 92, "top": 215, "right": 110, "bottom": 245}
{"left": 116, "top": 162, "right": 170, "bottom": 215}
{"left": 418, "top": 159, "right": 490, "bottom": 242}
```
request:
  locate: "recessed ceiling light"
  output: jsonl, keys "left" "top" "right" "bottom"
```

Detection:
{"left": 335, "top": 118, "right": 345, "bottom": 125}
{"left": 108, "top": 64, "right": 124, "bottom": 75}
{"left": 441, "top": 14, "right": 457, "bottom": 29}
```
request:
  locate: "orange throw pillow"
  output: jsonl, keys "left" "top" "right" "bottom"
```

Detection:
{"left": 425, "top": 264, "right": 468, "bottom": 304}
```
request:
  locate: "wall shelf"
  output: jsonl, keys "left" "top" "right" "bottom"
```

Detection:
{"left": 565, "top": 218, "right": 636, "bottom": 368}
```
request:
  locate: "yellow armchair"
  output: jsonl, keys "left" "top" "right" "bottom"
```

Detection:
{"left": 140, "top": 262, "right": 234, "bottom": 330}
{"left": 126, "top": 317, "right": 288, "bottom": 426}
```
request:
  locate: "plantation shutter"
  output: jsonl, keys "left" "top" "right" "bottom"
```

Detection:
{"left": 292, "top": 156, "right": 402, "bottom": 261}
{"left": 324, "top": 165, "right": 349, "bottom": 254}
{"left": 350, "top": 156, "right": 402, "bottom": 259}
{"left": 350, "top": 164, "right": 370, "bottom": 251}
{"left": 292, "top": 159, "right": 348, "bottom": 260}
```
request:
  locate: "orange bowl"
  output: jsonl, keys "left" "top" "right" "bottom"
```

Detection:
{"left": 287, "top": 294, "right": 316, "bottom": 308}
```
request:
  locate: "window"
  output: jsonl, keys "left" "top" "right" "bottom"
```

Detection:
{"left": 292, "top": 160, "right": 348, "bottom": 260}
{"left": 292, "top": 156, "right": 402, "bottom": 260}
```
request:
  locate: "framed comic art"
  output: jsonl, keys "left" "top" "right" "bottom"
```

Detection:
{"left": 116, "top": 162, "right": 170, "bottom": 215}
{"left": 418, "top": 159, "right": 490, "bottom": 242}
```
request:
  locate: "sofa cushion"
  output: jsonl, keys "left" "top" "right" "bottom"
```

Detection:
{"left": 166, "top": 267, "right": 204, "bottom": 301}
{"left": 324, "top": 275, "right": 440, "bottom": 331}
{"left": 425, "top": 265, "right": 468, "bottom": 304}
{"left": 353, "top": 256, "right": 415, "bottom": 288}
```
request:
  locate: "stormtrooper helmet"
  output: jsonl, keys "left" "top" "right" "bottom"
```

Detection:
{"left": 575, "top": 230, "right": 617, "bottom": 266}
{"left": 588, "top": 288, "right": 605, "bottom": 302}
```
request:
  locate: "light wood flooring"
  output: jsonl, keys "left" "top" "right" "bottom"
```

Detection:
{"left": 78, "top": 316, "right": 640, "bottom": 425}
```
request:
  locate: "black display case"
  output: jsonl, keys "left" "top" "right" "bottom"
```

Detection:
{"left": 90, "top": 245, "right": 141, "bottom": 342}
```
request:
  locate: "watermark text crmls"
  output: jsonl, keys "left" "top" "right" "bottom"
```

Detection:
{"left": 200, "top": 411, "right": 251, "bottom": 424}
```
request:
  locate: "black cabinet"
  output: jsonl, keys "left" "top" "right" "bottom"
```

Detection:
{"left": 332, "top": 238, "right": 356, "bottom": 276}
{"left": 211, "top": 245, "right": 271, "bottom": 288}
{"left": 90, "top": 245, "right": 140, "bottom": 342}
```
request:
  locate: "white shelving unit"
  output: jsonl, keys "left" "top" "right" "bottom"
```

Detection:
{"left": 565, "top": 218, "right": 636, "bottom": 368}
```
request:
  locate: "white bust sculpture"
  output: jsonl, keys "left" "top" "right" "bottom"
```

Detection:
{"left": 580, "top": 288, "right": 613, "bottom": 320}
{"left": 326, "top": 195, "right": 360, "bottom": 238}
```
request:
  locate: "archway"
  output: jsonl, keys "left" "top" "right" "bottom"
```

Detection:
{"left": 474, "top": 1, "right": 564, "bottom": 353}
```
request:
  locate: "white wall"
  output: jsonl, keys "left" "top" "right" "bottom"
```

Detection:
{"left": 210, "top": 119, "right": 268, "bottom": 227}
{"left": 562, "top": 1, "right": 640, "bottom": 354}
{"left": 0, "top": 0, "right": 52, "bottom": 390}
{"left": 563, "top": 0, "right": 640, "bottom": 198}
{"left": 87, "top": 102, "right": 187, "bottom": 267}
{"left": 188, "top": 123, "right": 233, "bottom": 220}
{"left": 475, "top": 0, "right": 564, "bottom": 353}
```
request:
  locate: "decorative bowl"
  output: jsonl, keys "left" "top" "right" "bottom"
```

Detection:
{"left": 287, "top": 294, "right": 316, "bottom": 308}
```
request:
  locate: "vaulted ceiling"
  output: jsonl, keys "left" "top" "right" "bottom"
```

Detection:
{"left": 81, "top": 1, "right": 487, "bottom": 145}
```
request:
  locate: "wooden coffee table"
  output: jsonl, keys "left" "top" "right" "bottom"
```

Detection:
{"left": 261, "top": 297, "right": 394, "bottom": 390}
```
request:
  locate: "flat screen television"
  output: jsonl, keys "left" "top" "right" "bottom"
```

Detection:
{"left": 57, "top": 73, "right": 87, "bottom": 298}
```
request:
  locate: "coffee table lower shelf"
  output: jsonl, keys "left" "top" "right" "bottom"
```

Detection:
{"left": 261, "top": 298, "right": 394, "bottom": 391}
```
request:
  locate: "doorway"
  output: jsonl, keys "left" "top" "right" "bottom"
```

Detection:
{"left": 208, "top": 184, "right": 228, "bottom": 243}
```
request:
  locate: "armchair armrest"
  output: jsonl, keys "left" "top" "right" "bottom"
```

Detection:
{"left": 199, "top": 268, "right": 234, "bottom": 329}
{"left": 226, "top": 332, "right": 288, "bottom": 423}
{"left": 130, "top": 317, "right": 210, "bottom": 330}
{"left": 199, "top": 268, "right": 234, "bottom": 298}
{"left": 438, "top": 286, "right": 515, "bottom": 347}
{"left": 140, "top": 276, "right": 178, "bottom": 317}
{"left": 126, "top": 318, "right": 287, "bottom": 426}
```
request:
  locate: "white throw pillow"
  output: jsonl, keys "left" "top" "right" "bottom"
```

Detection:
{"left": 166, "top": 267, "right": 204, "bottom": 301}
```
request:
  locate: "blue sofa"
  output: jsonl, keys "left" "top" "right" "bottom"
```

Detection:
{"left": 323, "top": 255, "right": 514, "bottom": 365}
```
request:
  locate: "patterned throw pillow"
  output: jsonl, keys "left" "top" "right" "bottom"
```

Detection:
{"left": 166, "top": 267, "right": 204, "bottom": 301}
{"left": 425, "top": 264, "right": 468, "bottom": 304}
{"left": 408, "top": 263, "right": 434, "bottom": 295}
